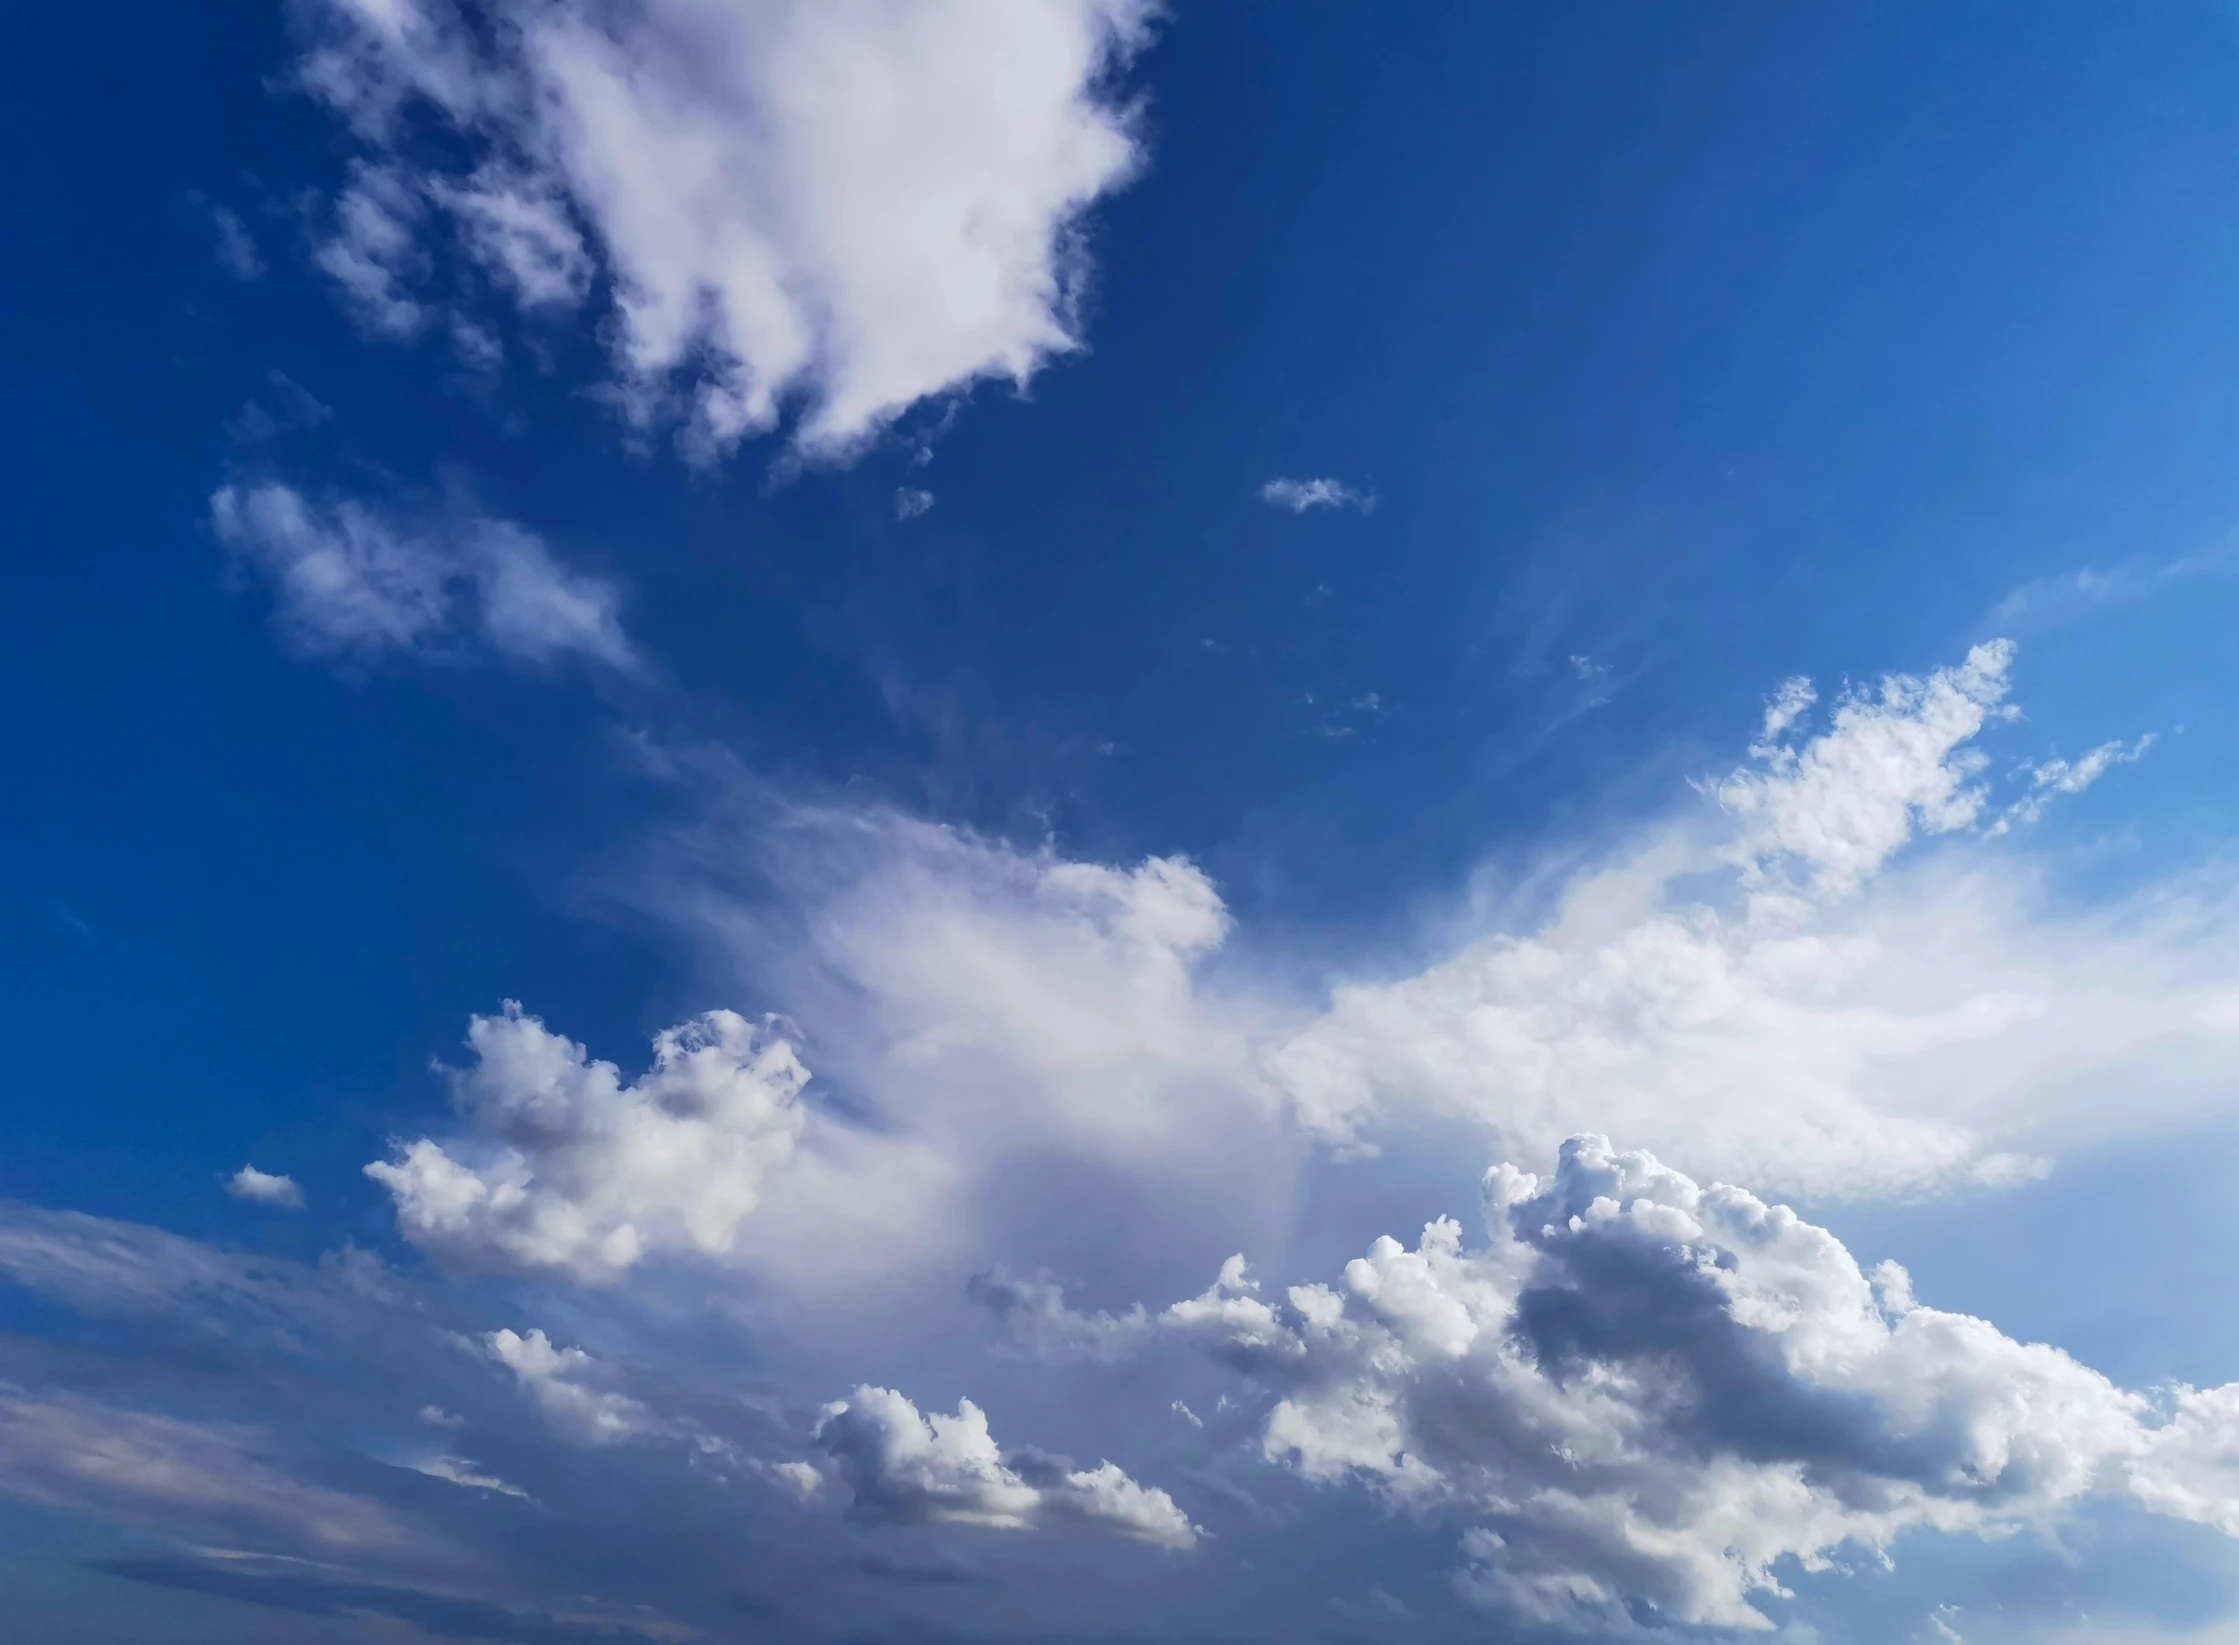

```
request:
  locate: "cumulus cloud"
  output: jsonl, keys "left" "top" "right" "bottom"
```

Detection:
{"left": 632, "top": 807, "right": 1291, "bottom": 1294}
{"left": 1258, "top": 477, "right": 1372, "bottom": 513}
{"left": 367, "top": 1003, "right": 808, "bottom": 1283}
{"left": 894, "top": 486, "right": 936, "bottom": 520}
{"left": 816, "top": 1384, "right": 1197, "bottom": 1548}
{"left": 226, "top": 1166, "right": 305, "bottom": 1209}
{"left": 1157, "top": 1136, "right": 2239, "bottom": 1633}
{"left": 483, "top": 1328, "right": 650, "bottom": 1445}
{"left": 209, "top": 481, "right": 635, "bottom": 673}
{"left": 290, "top": 0, "right": 1156, "bottom": 459}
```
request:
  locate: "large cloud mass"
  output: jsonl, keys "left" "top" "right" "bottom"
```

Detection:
{"left": 1157, "top": 1135, "right": 2239, "bottom": 1633}
{"left": 292, "top": 0, "right": 1155, "bottom": 458}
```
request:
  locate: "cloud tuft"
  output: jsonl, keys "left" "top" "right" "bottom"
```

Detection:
{"left": 210, "top": 481, "right": 635, "bottom": 674}
{"left": 226, "top": 1166, "right": 305, "bottom": 1210}
{"left": 817, "top": 1385, "right": 1197, "bottom": 1548}
{"left": 291, "top": 0, "right": 1157, "bottom": 460}
{"left": 1258, "top": 477, "right": 1372, "bottom": 514}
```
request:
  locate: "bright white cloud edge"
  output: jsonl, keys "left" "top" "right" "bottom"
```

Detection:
{"left": 292, "top": 0, "right": 1157, "bottom": 462}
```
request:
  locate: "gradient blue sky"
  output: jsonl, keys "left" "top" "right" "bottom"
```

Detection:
{"left": 6, "top": 5, "right": 2239, "bottom": 1643}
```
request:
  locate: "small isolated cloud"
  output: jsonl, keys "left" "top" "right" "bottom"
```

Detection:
{"left": 209, "top": 481, "right": 636, "bottom": 674}
{"left": 407, "top": 1454, "right": 529, "bottom": 1498}
{"left": 195, "top": 197, "right": 266, "bottom": 281}
{"left": 290, "top": 0, "right": 1156, "bottom": 460}
{"left": 225, "top": 1166, "right": 304, "bottom": 1210}
{"left": 1156, "top": 1135, "right": 2239, "bottom": 1634}
{"left": 1994, "top": 734, "right": 2158, "bottom": 833}
{"left": 1258, "top": 477, "right": 1372, "bottom": 514}
{"left": 893, "top": 487, "right": 936, "bottom": 521}
{"left": 224, "top": 370, "right": 334, "bottom": 446}
{"left": 366, "top": 1003, "right": 808, "bottom": 1283}
{"left": 816, "top": 1385, "right": 1197, "bottom": 1548}
{"left": 767, "top": 1459, "right": 823, "bottom": 1502}
{"left": 483, "top": 1328, "right": 650, "bottom": 1446}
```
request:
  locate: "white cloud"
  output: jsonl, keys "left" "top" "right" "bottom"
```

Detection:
{"left": 408, "top": 1453, "right": 530, "bottom": 1497}
{"left": 315, "top": 161, "right": 429, "bottom": 337}
{"left": 226, "top": 1166, "right": 305, "bottom": 1210}
{"left": 428, "top": 165, "right": 593, "bottom": 310}
{"left": 483, "top": 1327, "right": 651, "bottom": 1445}
{"left": 628, "top": 808, "right": 1290, "bottom": 1294}
{"left": 894, "top": 487, "right": 936, "bottom": 520}
{"left": 1266, "top": 642, "right": 2228, "bottom": 1199}
{"left": 291, "top": 0, "right": 1156, "bottom": 460}
{"left": 209, "top": 481, "right": 635, "bottom": 673}
{"left": 1157, "top": 1136, "right": 2239, "bottom": 1634}
{"left": 1258, "top": 477, "right": 1372, "bottom": 514}
{"left": 2129, "top": 1382, "right": 2239, "bottom": 1537}
{"left": 367, "top": 1003, "right": 808, "bottom": 1283}
{"left": 767, "top": 1458, "right": 823, "bottom": 1501}
{"left": 593, "top": 644, "right": 2235, "bottom": 1311}
{"left": 1995, "top": 734, "right": 2158, "bottom": 832}
{"left": 1713, "top": 641, "right": 2016, "bottom": 896}
{"left": 816, "top": 1384, "right": 1197, "bottom": 1548}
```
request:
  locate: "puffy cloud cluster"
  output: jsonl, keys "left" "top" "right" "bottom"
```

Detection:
{"left": 367, "top": 1003, "right": 808, "bottom": 1282}
{"left": 1159, "top": 1136, "right": 2239, "bottom": 1633}
{"left": 210, "top": 481, "right": 634, "bottom": 673}
{"left": 816, "top": 1384, "right": 1198, "bottom": 1549}
{"left": 291, "top": 0, "right": 1155, "bottom": 458}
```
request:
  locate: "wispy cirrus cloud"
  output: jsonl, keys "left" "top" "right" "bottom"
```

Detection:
{"left": 1257, "top": 476, "right": 1373, "bottom": 513}
{"left": 210, "top": 480, "right": 637, "bottom": 675}
{"left": 1988, "top": 540, "right": 2239, "bottom": 635}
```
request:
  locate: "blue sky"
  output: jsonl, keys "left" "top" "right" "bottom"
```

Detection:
{"left": 7, "top": 3, "right": 2239, "bottom": 1642}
